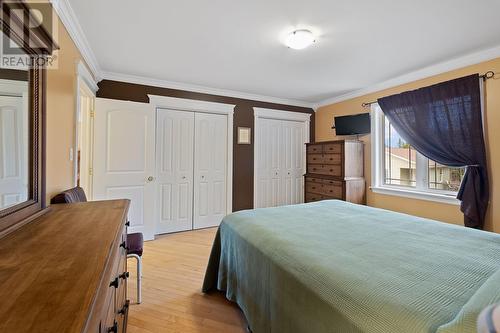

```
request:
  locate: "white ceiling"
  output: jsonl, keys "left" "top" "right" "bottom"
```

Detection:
{"left": 66, "top": 0, "right": 500, "bottom": 106}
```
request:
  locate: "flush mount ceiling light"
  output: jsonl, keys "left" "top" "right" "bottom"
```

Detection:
{"left": 285, "top": 29, "right": 316, "bottom": 50}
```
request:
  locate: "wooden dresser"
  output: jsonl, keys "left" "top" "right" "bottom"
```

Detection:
{"left": 0, "top": 200, "right": 130, "bottom": 333}
{"left": 304, "top": 140, "right": 365, "bottom": 204}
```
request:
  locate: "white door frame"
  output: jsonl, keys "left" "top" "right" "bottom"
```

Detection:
{"left": 73, "top": 61, "right": 98, "bottom": 194}
{"left": 148, "top": 95, "right": 235, "bottom": 219}
{"left": 253, "top": 108, "right": 311, "bottom": 207}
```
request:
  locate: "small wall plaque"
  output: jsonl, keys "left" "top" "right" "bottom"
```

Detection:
{"left": 237, "top": 127, "right": 251, "bottom": 144}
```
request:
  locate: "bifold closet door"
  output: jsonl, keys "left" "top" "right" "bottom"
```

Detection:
{"left": 156, "top": 109, "right": 194, "bottom": 234}
{"left": 255, "top": 118, "right": 282, "bottom": 208}
{"left": 193, "top": 112, "right": 227, "bottom": 229}
{"left": 255, "top": 118, "right": 306, "bottom": 208}
{"left": 156, "top": 109, "right": 228, "bottom": 232}
{"left": 281, "top": 120, "right": 305, "bottom": 205}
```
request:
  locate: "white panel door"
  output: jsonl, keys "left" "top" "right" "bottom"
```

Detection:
{"left": 156, "top": 108, "right": 194, "bottom": 234}
{"left": 193, "top": 112, "right": 227, "bottom": 229}
{"left": 93, "top": 98, "right": 155, "bottom": 240}
{"left": 0, "top": 96, "right": 27, "bottom": 209}
{"left": 281, "top": 120, "right": 305, "bottom": 205}
{"left": 255, "top": 118, "right": 307, "bottom": 208}
{"left": 255, "top": 118, "right": 282, "bottom": 208}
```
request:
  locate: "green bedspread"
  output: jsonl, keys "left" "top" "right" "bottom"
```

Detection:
{"left": 202, "top": 200, "right": 500, "bottom": 333}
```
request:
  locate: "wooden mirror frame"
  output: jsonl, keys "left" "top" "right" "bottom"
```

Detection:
{"left": 0, "top": 1, "right": 58, "bottom": 236}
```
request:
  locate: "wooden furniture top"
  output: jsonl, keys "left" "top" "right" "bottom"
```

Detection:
{"left": 0, "top": 199, "right": 130, "bottom": 333}
{"left": 305, "top": 139, "right": 364, "bottom": 145}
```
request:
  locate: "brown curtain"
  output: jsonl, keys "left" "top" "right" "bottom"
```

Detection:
{"left": 378, "top": 74, "right": 488, "bottom": 229}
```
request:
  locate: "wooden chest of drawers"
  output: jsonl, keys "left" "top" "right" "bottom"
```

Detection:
{"left": 0, "top": 200, "right": 130, "bottom": 333}
{"left": 304, "top": 140, "right": 365, "bottom": 204}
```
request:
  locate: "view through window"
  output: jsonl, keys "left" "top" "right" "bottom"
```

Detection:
{"left": 383, "top": 115, "right": 465, "bottom": 192}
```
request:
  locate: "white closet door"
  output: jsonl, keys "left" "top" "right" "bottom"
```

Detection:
{"left": 281, "top": 120, "right": 306, "bottom": 205}
{"left": 255, "top": 118, "right": 307, "bottom": 208}
{"left": 0, "top": 96, "right": 28, "bottom": 209}
{"left": 255, "top": 118, "right": 282, "bottom": 208}
{"left": 156, "top": 108, "right": 194, "bottom": 234}
{"left": 93, "top": 98, "right": 155, "bottom": 239}
{"left": 193, "top": 112, "right": 227, "bottom": 229}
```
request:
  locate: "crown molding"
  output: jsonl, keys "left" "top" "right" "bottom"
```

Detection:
{"left": 50, "top": 0, "right": 102, "bottom": 81}
{"left": 148, "top": 95, "right": 235, "bottom": 115}
{"left": 314, "top": 44, "right": 500, "bottom": 109}
{"left": 102, "top": 71, "right": 314, "bottom": 109}
{"left": 254, "top": 107, "right": 312, "bottom": 122}
{"left": 76, "top": 60, "right": 98, "bottom": 93}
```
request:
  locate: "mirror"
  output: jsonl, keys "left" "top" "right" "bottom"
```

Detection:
{"left": 0, "top": 32, "right": 31, "bottom": 211}
{"left": 0, "top": 46, "right": 30, "bottom": 210}
{"left": 0, "top": 0, "right": 58, "bottom": 236}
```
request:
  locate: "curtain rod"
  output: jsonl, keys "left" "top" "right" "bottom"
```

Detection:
{"left": 361, "top": 71, "right": 495, "bottom": 107}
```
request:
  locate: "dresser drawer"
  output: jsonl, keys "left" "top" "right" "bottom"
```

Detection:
{"left": 322, "top": 153, "right": 342, "bottom": 165}
{"left": 85, "top": 222, "right": 128, "bottom": 333}
{"left": 306, "top": 180, "right": 343, "bottom": 199}
{"left": 308, "top": 164, "right": 342, "bottom": 177}
{"left": 307, "top": 153, "right": 323, "bottom": 164}
{"left": 322, "top": 165, "right": 342, "bottom": 177}
{"left": 306, "top": 182, "right": 323, "bottom": 194}
{"left": 102, "top": 293, "right": 118, "bottom": 333}
{"left": 308, "top": 164, "right": 325, "bottom": 174}
{"left": 116, "top": 248, "right": 128, "bottom": 323}
{"left": 322, "top": 179, "right": 343, "bottom": 186}
{"left": 321, "top": 183, "right": 343, "bottom": 199}
{"left": 324, "top": 143, "right": 342, "bottom": 154}
{"left": 307, "top": 144, "right": 323, "bottom": 154}
{"left": 305, "top": 192, "right": 324, "bottom": 202}
{"left": 305, "top": 176, "right": 323, "bottom": 184}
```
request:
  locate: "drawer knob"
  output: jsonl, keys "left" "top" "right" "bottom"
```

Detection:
{"left": 118, "top": 302, "right": 129, "bottom": 315}
{"left": 109, "top": 277, "right": 119, "bottom": 289}
{"left": 120, "top": 241, "right": 129, "bottom": 251}
{"left": 107, "top": 321, "right": 118, "bottom": 333}
{"left": 119, "top": 271, "right": 129, "bottom": 280}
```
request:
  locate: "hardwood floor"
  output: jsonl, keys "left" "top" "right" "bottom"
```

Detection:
{"left": 127, "top": 228, "right": 247, "bottom": 333}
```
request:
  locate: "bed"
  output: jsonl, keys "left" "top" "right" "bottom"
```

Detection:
{"left": 202, "top": 200, "right": 500, "bottom": 333}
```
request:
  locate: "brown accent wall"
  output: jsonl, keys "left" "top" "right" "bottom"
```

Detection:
{"left": 97, "top": 80, "right": 315, "bottom": 211}
{"left": 0, "top": 68, "right": 28, "bottom": 81}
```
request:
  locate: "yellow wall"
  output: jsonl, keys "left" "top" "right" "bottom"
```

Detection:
{"left": 45, "top": 11, "right": 87, "bottom": 202}
{"left": 316, "top": 58, "right": 500, "bottom": 233}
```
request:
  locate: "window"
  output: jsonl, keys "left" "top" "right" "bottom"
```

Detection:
{"left": 371, "top": 104, "right": 465, "bottom": 204}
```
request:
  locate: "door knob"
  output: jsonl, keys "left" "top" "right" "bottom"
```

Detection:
{"left": 147, "top": 176, "right": 154, "bottom": 182}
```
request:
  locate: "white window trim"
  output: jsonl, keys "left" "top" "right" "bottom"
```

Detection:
{"left": 370, "top": 103, "right": 460, "bottom": 206}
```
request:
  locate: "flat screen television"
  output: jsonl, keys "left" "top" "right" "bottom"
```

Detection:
{"left": 333, "top": 113, "right": 371, "bottom": 136}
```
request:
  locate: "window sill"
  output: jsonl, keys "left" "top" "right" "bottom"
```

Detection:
{"left": 370, "top": 186, "right": 460, "bottom": 206}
